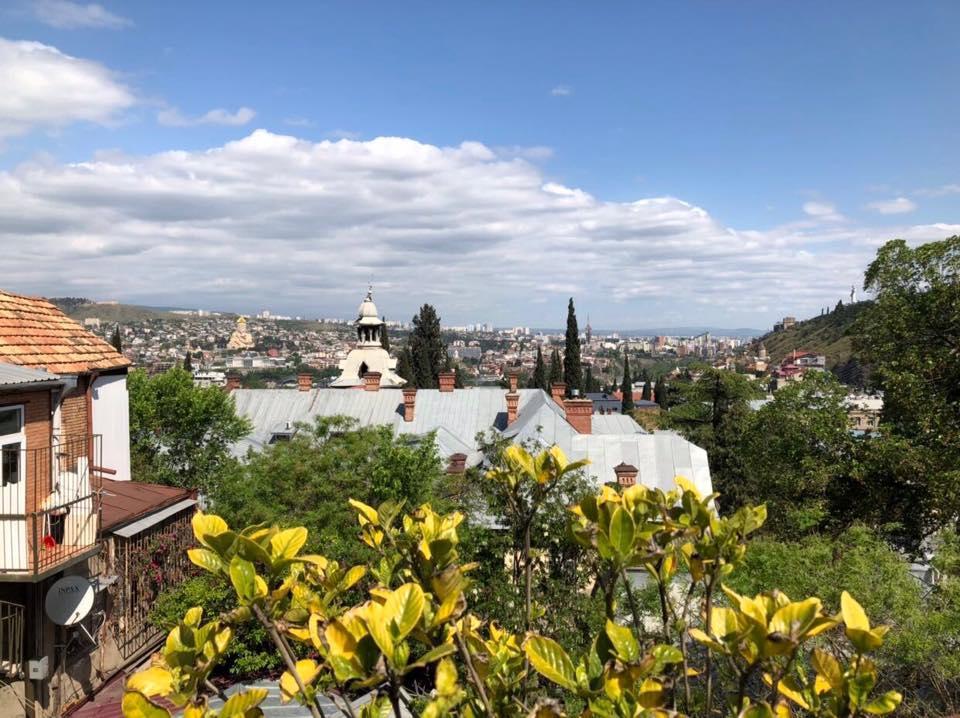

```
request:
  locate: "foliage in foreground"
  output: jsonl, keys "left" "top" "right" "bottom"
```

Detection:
{"left": 123, "top": 447, "right": 901, "bottom": 718}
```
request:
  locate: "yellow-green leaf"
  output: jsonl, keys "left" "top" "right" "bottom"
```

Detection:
{"left": 221, "top": 688, "right": 269, "bottom": 718}
{"left": 126, "top": 667, "right": 173, "bottom": 697}
{"left": 385, "top": 583, "right": 425, "bottom": 639}
{"left": 279, "top": 659, "right": 320, "bottom": 703}
{"left": 769, "top": 598, "right": 821, "bottom": 639}
{"left": 436, "top": 657, "right": 458, "bottom": 697}
{"left": 121, "top": 692, "right": 171, "bottom": 718}
{"left": 364, "top": 602, "right": 394, "bottom": 657}
{"left": 604, "top": 620, "right": 639, "bottom": 662}
{"left": 811, "top": 648, "right": 843, "bottom": 692}
{"left": 326, "top": 620, "right": 358, "bottom": 659}
{"left": 187, "top": 547, "right": 226, "bottom": 574}
{"left": 192, "top": 512, "right": 228, "bottom": 546}
{"left": 349, "top": 499, "right": 380, "bottom": 525}
{"left": 862, "top": 690, "right": 903, "bottom": 715}
{"left": 841, "top": 591, "right": 869, "bottom": 631}
{"left": 270, "top": 527, "right": 308, "bottom": 560}
{"left": 229, "top": 556, "right": 257, "bottom": 601}
{"left": 608, "top": 507, "right": 635, "bottom": 560}
{"left": 524, "top": 635, "right": 577, "bottom": 692}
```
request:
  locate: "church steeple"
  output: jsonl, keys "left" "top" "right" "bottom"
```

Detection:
{"left": 355, "top": 287, "right": 384, "bottom": 347}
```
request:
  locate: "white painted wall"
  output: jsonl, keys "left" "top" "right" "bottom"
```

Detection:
{"left": 92, "top": 374, "right": 131, "bottom": 482}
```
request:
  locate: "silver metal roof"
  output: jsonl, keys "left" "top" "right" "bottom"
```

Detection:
{"left": 231, "top": 387, "right": 712, "bottom": 491}
{"left": 209, "top": 681, "right": 412, "bottom": 718}
{"left": 0, "top": 363, "right": 61, "bottom": 387}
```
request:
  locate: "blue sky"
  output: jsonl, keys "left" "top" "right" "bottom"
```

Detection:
{"left": 0, "top": 1, "right": 957, "bottom": 327}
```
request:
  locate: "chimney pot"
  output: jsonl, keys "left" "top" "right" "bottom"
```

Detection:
{"left": 507, "top": 370, "right": 519, "bottom": 393}
{"left": 550, "top": 382, "right": 566, "bottom": 405}
{"left": 506, "top": 391, "right": 520, "bottom": 426}
{"left": 439, "top": 371, "right": 456, "bottom": 392}
{"left": 613, "top": 462, "right": 639, "bottom": 487}
{"left": 564, "top": 398, "right": 593, "bottom": 434}
{"left": 446, "top": 452, "right": 467, "bottom": 474}
{"left": 297, "top": 372, "right": 313, "bottom": 392}
{"left": 363, "top": 372, "right": 382, "bottom": 392}
{"left": 402, "top": 387, "right": 417, "bottom": 422}
{"left": 225, "top": 373, "right": 242, "bottom": 392}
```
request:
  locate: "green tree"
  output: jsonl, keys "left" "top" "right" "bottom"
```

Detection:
{"left": 547, "top": 348, "right": 562, "bottom": 387}
{"left": 397, "top": 345, "right": 414, "bottom": 382}
{"left": 111, "top": 325, "right": 122, "bottom": 352}
{"left": 582, "top": 365, "right": 594, "bottom": 394}
{"left": 408, "top": 304, "right": 445, "bottom": 388}
{"left": 736, "top": 371, "right": 854, "bottom": 537}
{"left": 563, "top": 298, "right": 582, "bottom": 396}
{"left": 128, "top": 367, "right": 250, "bottom": 493}
{"left": 183, "top": 351, "right": 193, "bottom": 373}
{"left": 620, "top": 349, "right": 634, "bottom": 413}
{"left": 853, "top": 236, "right": 960, "bottom": 545}
{"left": 640, "top": 380, "right": 652, "bottom": 402}
{"left": 528, "top": 346, "right": 547, "bottom": 390}
{"left": 380, "top": 316, "right": 390, "bottom": 352}
{"left": 656, "top": 378, "right": 670, "bottom": 409}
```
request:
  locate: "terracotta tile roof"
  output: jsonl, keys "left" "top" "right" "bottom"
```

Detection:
{"left": 100, "top": 478, "right": 194, "bottom": 532}
{"left": 0, "top": 290, "right": 130, "bottom": 374}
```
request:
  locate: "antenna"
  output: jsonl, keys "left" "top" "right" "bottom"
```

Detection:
{"left": 45, "top": 576, "right": 96, "bottom": 641}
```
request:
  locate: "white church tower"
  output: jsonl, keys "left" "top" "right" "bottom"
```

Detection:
{"left": 330, "top": 288, "right": 406, "bottom": 388}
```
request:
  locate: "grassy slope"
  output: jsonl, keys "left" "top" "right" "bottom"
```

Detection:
{"left": 752, "top": 301, "right": 870, "bottom": 372}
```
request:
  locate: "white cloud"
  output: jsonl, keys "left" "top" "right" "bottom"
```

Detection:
{"left": 866, "top": 196, "right": 917, "bottom": 215}
{"left": 0, "top": 37, "right": 134, "bottom": 139}
{"left": 325, "top": 129, "right": 360, "bottom": 140}
{"left": 0, "top": 129, "right": 956, "bottom": 325}
{"left": 157, "top": 106, "right": 256, "bottom": 127}
{"left": 31, "top": 0, "right": 131, "bottom": 29}
{"left": 550, "top": 85, "right": 572, "bottom": 97}
{"left": 914, "top": 183, "right": 960, "bottom": 198}
{"left": 802, "top": 201, "right": 844, "bottom": 222}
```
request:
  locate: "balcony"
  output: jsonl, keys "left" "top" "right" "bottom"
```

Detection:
{"left": 0, "top": 436, "right": 103, "bottom": 580}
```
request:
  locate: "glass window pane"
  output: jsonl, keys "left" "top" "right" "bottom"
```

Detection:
{"left": 2, "top": 441, "right": 21, "bottom": 486}
{"left": 0, "top": 408, "right": 22, "bottom": 436}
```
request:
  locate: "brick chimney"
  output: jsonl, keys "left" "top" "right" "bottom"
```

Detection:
{"left": 614, "top": 462, "right": 638, "bottom": 487}
{"left": 507, "top": 369, "right": 519, "bottom": 393}
{"left": 550, "top": 382, "right": 566, "bottom": 405}
{"left": 439, "top": 371, "right": 455, "bottom": 393}
{"left": 446, "top": 452, "right": 467, "bottom": 475}
{"left": 564, "top": 398, "right": 593, "bottom": 434}
{"left": 506, "top": 391, "right": 519, "bottom": 425}
{"left": 297, "top": 372, "right": 313, "bottom": 392}
{"left": 402, "top": 387, "right": 417, "bottom": 422}
{"left": 225, "top": 373, "right": 241, "bottom": 392}
{"left": 363, "top": 372, "right": 382, "bottom": 392}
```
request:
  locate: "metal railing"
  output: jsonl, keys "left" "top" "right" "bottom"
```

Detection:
{"left": 0, "top": 600, "right": 23, "bottom": 678}
{"left": 0, "top": 435, "right": 103, "bottom": 576}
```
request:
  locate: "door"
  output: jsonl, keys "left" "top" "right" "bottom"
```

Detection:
{"left": 0, "top": 406, "right": 26, "bottom": 571}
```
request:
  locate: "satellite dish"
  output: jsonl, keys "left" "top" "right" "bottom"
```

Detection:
{"left": 45, "top": 576, "right": 94, "bottom": 626}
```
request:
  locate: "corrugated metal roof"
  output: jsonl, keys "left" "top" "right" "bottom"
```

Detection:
{"left": 231, "top": 388, "right": 712, "bottom": 492}
{"left": 209, "top": 681, "right": 412, "bottom": 718}
{"left": 0, "top": 362, "right": 61, "bottom": 386}
{"left": 100, "top": 478, "right": 194, "bottom": 532}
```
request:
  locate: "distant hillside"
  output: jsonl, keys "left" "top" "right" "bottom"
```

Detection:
{"left": 751, "top": 302, "right": 871, "bottom": 386}
{"left": 49, "top": 298, "right": 172, "bottom": 323}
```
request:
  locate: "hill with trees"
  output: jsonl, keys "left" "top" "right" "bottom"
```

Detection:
{"left": 750, "top": 301, "right": 871, "bottom": 385}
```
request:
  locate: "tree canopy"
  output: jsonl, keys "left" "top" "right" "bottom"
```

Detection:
{"left": 407, "top": 304, "right": 446, "bottom": 388}
{"left": 563, "top": 297, "right": 582, "bottom": 396}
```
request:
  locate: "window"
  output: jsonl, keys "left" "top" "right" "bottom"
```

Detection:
{"left": 0, "top": 407, "right": 24, "bottom": 488}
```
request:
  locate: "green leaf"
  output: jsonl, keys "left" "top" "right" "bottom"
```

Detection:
{"left": 220, "top": 688, "right": 269, "bottom": 717}
{"left": 405, "top": 642, "right": 457, "bottom": 671}
{"left": 187, "top": 548, "right": 225, "bottom": 574}
{"left": 235, "top": 536, "right": 274, "bottom": 566}
{"left": 608, "top": 507, "right": 636, "bottom": 560}
{"left": 385, "top": 583, "right": 424, "bottom": 639}
{"left": 121, "top": 692, "right": 171, "bottom": 718}
{"left": 604, "top": 620, "right": 639, "bottom": 663}
{"left": 524, "top": 635, "right": 578, "bottom": 692}
{"left": 229, "top": 556, "right": 257, "bottom": 602}
{"left": 270, "top": 527, "right": 308, "bottom": 560}
{"left": 862, "top": 690, "right": 903, "bottom": 715}
{"left": 125, "top": 667, "right": 173, "bottom": 697}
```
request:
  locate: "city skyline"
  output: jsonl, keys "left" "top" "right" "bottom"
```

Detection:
{"left": 1, "top": 1, "right": 958, "bottom": 325}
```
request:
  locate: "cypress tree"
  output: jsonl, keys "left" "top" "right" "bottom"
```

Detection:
{"left": 397, "top": 345, "right": 414, "bottom": 383}
{"left": 110, "top": 325, "right": 122, "bottom": 352}
{"left": 641, "top": 380, "right": 652, "bottom": 401}
{"left": 620, "top": 350, "right": 634, "bottom": 413}
{"left": 563, "top": 298, "right": 582, "bottom": 396}
{"left": 548, "top": 348, "right": 563, "bottom": 387}
{"left": 657, "top": 379, "right": 670, "bottom": 410}
{"left": 583, "top": 366, "right": 593, "bottom": 395}
{"left": 380, "top": 316, "right": 390, "bottom": 352}
{"left": 408, "top": 304, "right": 445, "bottom": 388}
{"left": 529, "top": 347, "right": 547, "bottom": 390}
{"left": 454, "top": 365, "right": 467, "bottom": 389}
{"left": 183, "top": 352, "right": 193, "bottom": 373}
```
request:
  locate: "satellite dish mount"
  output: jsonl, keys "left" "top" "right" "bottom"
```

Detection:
{"left": 45, "top": 576, "right": 96, "bottom": 643}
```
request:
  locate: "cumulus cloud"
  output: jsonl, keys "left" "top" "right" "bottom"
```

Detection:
{"left": 550, "top": 85, "right": 572, "bottom": 97}
{"left": 157, "top": 106, "right": 256, "bottom": 127}
{"left": 31, "top": 0, "right": 131, "bottom": 29}
{"left": 0, "top": 130, "right": 956, "bottom": 325}
{"left": 0, "top": 37, "right": 134, "bottom": 138}
{"left": 866, "top": 196, "right": 917, "bottom": 215}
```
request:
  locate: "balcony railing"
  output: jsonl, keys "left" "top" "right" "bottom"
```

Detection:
{"left": 0, "top": 600, "right": 23, "bottom": 678}
{"left": 0, "top": 435, "right": 103, "bottom": 577}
